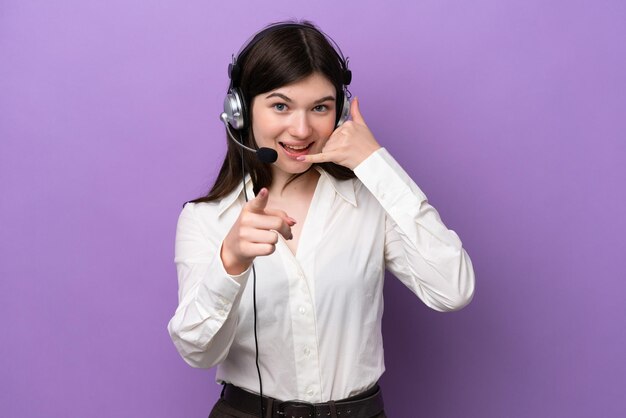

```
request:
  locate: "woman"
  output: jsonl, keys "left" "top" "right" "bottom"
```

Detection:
{"left": 168, "top": 21, "right": 475, "bottom": 418}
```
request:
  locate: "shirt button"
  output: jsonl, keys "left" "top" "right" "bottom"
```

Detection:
{"left": 218, "top": 310, "right": 226, "bottom": 317}
{"left": 219, "top": 297, "right": 227, "bottom": 305}
{"left": 304, "top": 347, "right": 310, "bottom": 356}
{"left": 299, "top": 306, "right": 306, "bottom": 314}
{"left": 307, "top": 388, "right": 314, "bottom": 396}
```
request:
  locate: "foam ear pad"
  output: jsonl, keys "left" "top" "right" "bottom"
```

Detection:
{"left": 343, "top": 69, "right": 352, "bottom": 86}
{"left": 223, "top": 88, "right": 248, "bottom": 130}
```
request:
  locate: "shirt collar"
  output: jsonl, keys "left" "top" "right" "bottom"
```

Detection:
{"left": 217, "top": 175, "right": 253, "bottom": 217}
{"left": 314, "top": 166, "right": 357, "bottom": 207}
{"left": 217, "top": 168, "right": 357, "bottom": 217}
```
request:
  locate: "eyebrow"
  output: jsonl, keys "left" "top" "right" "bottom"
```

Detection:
{"left": 265, "top": 92, "right": 336, "bottom": 104}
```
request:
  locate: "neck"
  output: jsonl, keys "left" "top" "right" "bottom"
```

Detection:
{"left": 270, "top": 167, "right": 319, "bottom": 198}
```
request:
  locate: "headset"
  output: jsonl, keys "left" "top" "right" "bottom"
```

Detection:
{"left": 220, "top": 22, "right": 353, "bottom": 164}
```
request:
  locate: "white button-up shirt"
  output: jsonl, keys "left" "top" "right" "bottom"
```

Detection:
{"left": 167, "top": 148, "right": 475, "bottom": 402}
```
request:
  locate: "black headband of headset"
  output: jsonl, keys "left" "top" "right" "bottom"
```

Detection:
{"left": 227, "top": 22, "right": 352, "bottom": 89}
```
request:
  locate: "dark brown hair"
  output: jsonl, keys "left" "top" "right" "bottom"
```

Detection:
{"left": 188, "top": 21, "right": 355, "bottom": 205}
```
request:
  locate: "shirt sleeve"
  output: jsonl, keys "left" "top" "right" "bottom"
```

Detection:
{"left": 167, "top": 202, "right": 251, "bottom": 368}
{"left": 353, "top": 148, "right": 475, "bottom": 312}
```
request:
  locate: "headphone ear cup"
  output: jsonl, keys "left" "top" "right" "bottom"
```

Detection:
{"left": 223, "top": 88, "right": 248, "bottom": 130}
{"left": 336, "top": 94, "right": 351, "bottom": 127}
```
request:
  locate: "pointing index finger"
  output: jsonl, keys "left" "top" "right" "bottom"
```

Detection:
{"left": 248, "top": 188, "right": 269, "bottom": 213}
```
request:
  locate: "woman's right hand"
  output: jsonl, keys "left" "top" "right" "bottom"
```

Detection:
{"left": 221, "top": 188, "right": 296, "bottom": 275}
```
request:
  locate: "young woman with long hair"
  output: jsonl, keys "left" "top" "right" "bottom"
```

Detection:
{"left": 168, "top": 21, "right": 475, "bottom": 418}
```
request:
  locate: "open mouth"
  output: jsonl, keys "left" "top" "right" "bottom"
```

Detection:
{"left": 279, "top": 142, "right": 314, "bottom": 157}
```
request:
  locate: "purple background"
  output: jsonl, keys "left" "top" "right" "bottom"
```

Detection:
{"left": 1, "top": 1, "right": 625, "bottom": 417}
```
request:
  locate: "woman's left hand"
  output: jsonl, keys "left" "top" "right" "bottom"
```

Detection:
{"left": 297, "top": 97, "right": 381, "bottom": 170}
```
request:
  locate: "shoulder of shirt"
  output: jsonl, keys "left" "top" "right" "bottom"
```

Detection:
{"left": 180, "top": 179, "right": 247, "bottom": 219}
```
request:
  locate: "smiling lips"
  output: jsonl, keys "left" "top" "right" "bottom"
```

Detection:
{"left": 279, "top": 142, "right": 314, "bottom": 158}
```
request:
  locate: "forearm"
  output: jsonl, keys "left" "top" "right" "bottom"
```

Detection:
{"left": 167, "top": 252, "right": 250, "bottom": 368}
{"left": 355, "top": 148, "right": 475, "bottom": 311}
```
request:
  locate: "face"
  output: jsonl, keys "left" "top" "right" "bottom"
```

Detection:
{"left": 250, "top": 72, "right": 337, "bottom": 180}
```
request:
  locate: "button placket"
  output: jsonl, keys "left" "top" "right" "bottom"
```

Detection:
{"left": 295, "top": 268, "right": 320, "bottom": 401}
{"left": 276, "top": 232, "right": 322, "bottom": 402}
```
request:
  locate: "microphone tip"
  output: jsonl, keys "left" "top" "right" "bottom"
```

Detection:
{"left": 257, "top": 148, "right": 278, "bottom": 164}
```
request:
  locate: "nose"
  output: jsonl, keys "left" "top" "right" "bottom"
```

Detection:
{"left": 287, "top": 111, "right": 312, "bottom": 139}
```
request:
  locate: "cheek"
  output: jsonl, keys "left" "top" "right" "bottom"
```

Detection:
{"left": 251, "top": 110, "right": 267, "bottom": 133}
{"left": 317, "top": 117, "right": 336, "bottom": 138}
{"left": 251, "top": 113, "right": 277, "bottom": 143}
{"left": 317, "top": 133, "right": 333, "bottom": 150}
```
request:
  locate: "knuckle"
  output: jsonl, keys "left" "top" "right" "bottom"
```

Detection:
{"left": 239, "top": 243, "right": 252, "bottom": 257}
{"left": 240, "top": 212, "right": 252, "bottom": 224}
{"left": 272, "top": 218, "right": 284, "bottom": 230}
{"left": 263, "top": 244, "right": 276, "bottom": 255}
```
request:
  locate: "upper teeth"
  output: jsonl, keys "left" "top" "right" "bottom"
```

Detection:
{"left": 284, "top": 144, "right": 308, "bottom": 150}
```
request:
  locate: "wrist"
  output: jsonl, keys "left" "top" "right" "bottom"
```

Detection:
{"left": 220, "top": 243, "right": 252, "bottom": 275}
{"left": 351, "top": 145, "right": 382, "bottom": 170}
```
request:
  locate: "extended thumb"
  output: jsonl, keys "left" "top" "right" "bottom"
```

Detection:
{"left": 350, "top": 97, "right": 365, "bottom": 123}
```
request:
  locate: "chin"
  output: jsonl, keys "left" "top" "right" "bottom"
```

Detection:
{"left": 275, "top": 159, "right": 313, "bottom": 176}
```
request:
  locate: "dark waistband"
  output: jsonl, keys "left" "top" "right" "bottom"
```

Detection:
{"left": 221, "top": 383, "right": 384, "bottom": 418}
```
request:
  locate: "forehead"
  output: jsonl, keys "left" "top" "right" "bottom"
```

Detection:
{"left": 266, "top": 73, "right": 335, "bottom": 100}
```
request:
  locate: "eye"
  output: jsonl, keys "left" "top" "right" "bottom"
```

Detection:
{"left": 313, "top": 104, "right": 328, "bottom": 112}
{"left": 273, "top": 103, "right": 288, "bottom": 112}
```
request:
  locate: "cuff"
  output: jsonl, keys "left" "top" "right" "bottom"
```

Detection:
{"left": 354, "top": 148, "right": 427, "bottom": 211}
{"left": 194, "top": 242, "right": 251, "bottom": 317}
